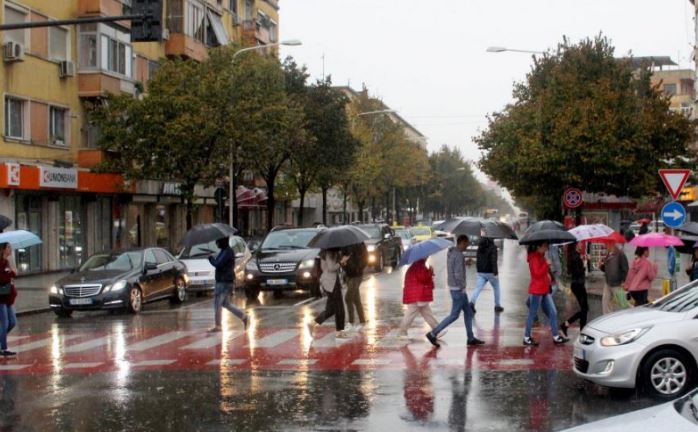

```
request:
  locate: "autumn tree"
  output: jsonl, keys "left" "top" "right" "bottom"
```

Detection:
{"left": 476, "top": 35, "right": 696, "bottom": 218}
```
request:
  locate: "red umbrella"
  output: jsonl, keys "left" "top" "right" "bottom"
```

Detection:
{"left": 590, "top": 231, "right": 626, "bottom": 244}
{"left": 636, "top": 218, "right": 651, "bottom": 224}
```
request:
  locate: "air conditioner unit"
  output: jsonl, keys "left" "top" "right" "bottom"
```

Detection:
{"left": 162, "top": 28, "right": 170, "bottom": 40}
{"left": 59, "top": 60, "right": 75, "bottom": 78}
{"left": 3, "top": 42, "right": 24, "bottom": 62}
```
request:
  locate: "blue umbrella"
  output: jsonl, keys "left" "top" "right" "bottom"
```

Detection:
{"left": 399, "top": 237, "right": 453, "bottom": 267}
{"left": 0, "top": 230, "right": 42, "bottom": 248}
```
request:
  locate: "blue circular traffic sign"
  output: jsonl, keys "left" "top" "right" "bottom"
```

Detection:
{"left": 661, "top": 201, "right": 686, "bottom": 229}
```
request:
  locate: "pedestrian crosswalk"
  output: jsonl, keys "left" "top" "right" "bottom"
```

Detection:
{"left": 0, "top": 326, "right": 574, "bottom": 376}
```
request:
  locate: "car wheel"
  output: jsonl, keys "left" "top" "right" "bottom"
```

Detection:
{"left": 245, "top": 286, "right": 260, "bottom": 299}
{"left": 128, "top": 286, "right": 143, "bottom": 314}
{"left": 54, "top": 308, "right": 73, "bottom": 318}
{"left": 642, "top": 348, "right": 693, "bottom": 399}
{"left": 376, "top": 254, "right": 384, "bottom": 272}
{"left": 170, "top": 277, "right": 187, "bottom": 304}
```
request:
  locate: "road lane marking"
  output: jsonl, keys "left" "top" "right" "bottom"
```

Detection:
{"left": 15, "top": 335, "right": 81, "bottom": 353}
{"left": 352, "top": 358, "right": 391, "bottom": 366}
{"left": 179, "top": 331, "right": 243, "bottom": 350}
{"left": 0, "top": 364, "right": 31, "bottom": 370}
{"left": 498, "top": 359, "right": 535, "bottom": 366}
{"left": 277, "top": 359, "right": 317, "bottom": 365}
{"left": 293, "top": 297, "right": 323, "bottom": 307}
{"left": 64, "top": 336, "right": 111, "bottom": 353}
{"left": 131, "top": 359, "right": 176, "bottom": 367}
{"left": 64, "top": 362, "right": 102, "bottom": 369}
{"left": 128, "top": 331, "right": 196, "bottom": 352}
{"left": 207, "top": 359, "right": 246, "bottom": 366}
{"left": 7, "top": 336, "right": 29, "bottom": 342}
{"left": 434, "top": 359, "right": 464, "bottom": 366}
{"left": 312, "top": 331, "right": 356, "bottom": 348}
{"left": 246, "top": 329, "right": 297, "bottom": 348}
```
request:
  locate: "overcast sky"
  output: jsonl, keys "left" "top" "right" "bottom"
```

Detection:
{"left": 280, "top": 0, "right": 694, "bottom": 167}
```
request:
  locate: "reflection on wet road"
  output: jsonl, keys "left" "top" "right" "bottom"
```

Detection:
{"left": 0, "top": 241, "right": 659, "bottom": 431}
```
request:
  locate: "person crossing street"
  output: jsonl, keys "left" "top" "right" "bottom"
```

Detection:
{"left": 208, "top": 237, "right": 249, "bottom": 333}
{"left": 469, "top": 236, "right": 503, "bottom": 313}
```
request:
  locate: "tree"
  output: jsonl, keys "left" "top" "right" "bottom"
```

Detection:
{"left": 476, "top": 35, "right": 696, "bottom": 218}
{"left": 424, "top": 146, "right": 483, "bottom": 218}
{"left": 89, "top": 50, "right": 234, "bottom": 229}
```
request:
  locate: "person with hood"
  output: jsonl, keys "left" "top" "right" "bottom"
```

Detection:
{"left": 425, "top": 235, "right": 484, "bottom": 348}
{"left": 624, "top": 246, "right": 658, "bottom": 306}
{"left": 469, "top": 236, "right": 503, "bottom": 313}
{"left": 398, "top": 258, "right": 440, "bottom": 338}
{"left": 309, "top": 249, "right": 349, "bottom": 338}
{"left": 523, "top": 242, "right": 568, "bottom": 346}
{"left": 599, "top": 242, "right": 629, "bottom": 314}
{"left": 560, "top": 242, "right": 588, "bottom": 336}
{"left": 208, "top": 237, "right": 248, "bottom": 333}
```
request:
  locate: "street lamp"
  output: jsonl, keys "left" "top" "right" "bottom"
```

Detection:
{"left": 486, "top": 46, "right": 544, "bottom": 55}
{"left": 228, "top": 39, "right": 303, "bottom": 227}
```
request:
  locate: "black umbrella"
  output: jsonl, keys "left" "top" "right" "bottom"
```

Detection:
{"left": 482, "top": 220, "right": 518, "bottom": 240}
{"left": 518, "top": 220, "right": 575, "bottom": 245}
{"left": 0, "top": 215, "right": 12, "bottom": 232}
{"left": 308, "top": 225, "right": 370, "bottom": 250}
{"left": 438, "top": 217, "right": 485, "bottom": 236}
{"left": 676, "top": 234, "right": 698, "bottom": 254}
{"left": 180, "top": 223, "right": 237, "bottom": 247}
{"left": 677, "top": 222, "right": 698, "bottom": 236}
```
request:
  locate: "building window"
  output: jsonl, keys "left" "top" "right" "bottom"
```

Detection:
{"left": 3, "top": 5, "right": 27, "bottom": 46}
{"left": 5, "top": 97, "right": 25, "bottom": 139}
{"left": 59, "top": 196, "right": 86, "bottom": 270}
{"left": 664, "top": 83, "right": 677, "bottom": 96}
{"left": 122, "top": 0, "right": 132, "bottom": 15}
{"left": 268, "top": 19, "right": 277, "bottom": 43}
{"left": 49, "top": 106, "right": 67, "bottom": 146}
{"left": 79, "top": 24, "right": 132, "bottom": 78}
{"left": 230, "top": 0, "right": 238, "bottom": 14}
{"left": 148, "top": 60, "right": 160, "bottom": 80}
{"left": 101, "top": 35, "right": 131, "bottom": 76}
{"left": 49, "top": 27, "right": 69, "bottom": 61}
{"left": 206, "top": 10, "right": 229, "bottom": 47}
{"left": 79, "top": 33, "right": 98, "bottom": 68}
{"left": 186, "top": 1, "right": 205, "bottom": 43}
{"left": 245, "top": 0, "right": 253, "bottom": 20}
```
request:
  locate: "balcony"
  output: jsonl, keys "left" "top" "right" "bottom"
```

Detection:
{"left": 78, "top": 72, "right": 135, "bottom": 98}
{"left": 78, "top": 0, "right": 130, "bottom": 28}
{"left": 241, "top": 20, "right": 273, "bottom": 45}
{"left": 77, "top": 149, "right": 109, "bottom": 169}
{"left": 164, "top": 32, "right": 207, "bottom": 61}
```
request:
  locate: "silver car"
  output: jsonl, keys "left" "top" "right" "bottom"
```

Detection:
{"left": 573, "top": 281, "right": 698, "bottom": 399}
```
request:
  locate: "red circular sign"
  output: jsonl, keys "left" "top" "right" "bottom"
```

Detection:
{"left": 563, "top": 188, "right": 583, "bottom": 209}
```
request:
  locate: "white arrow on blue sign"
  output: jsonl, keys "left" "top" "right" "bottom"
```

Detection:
{"left": 661, "top": 201, "right": 687, "bottom": 228}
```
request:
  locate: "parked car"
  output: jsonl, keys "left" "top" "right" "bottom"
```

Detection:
{"left": 564, "top": 386, "right": 698, "bottom": 431}
{"left": 395, "top": 228, "right": 416, "bottom": 252}
{"left": 573, "top": 280, "right": 698, "bottom": 399}
{"left": 177, "top": 236, "right": 252, "bottom": 293}
{"left": 356, "top": 223, "right": 402, "bottom": 271}
{"left": 410, "top": 225, "right": 433, "bottom": 242}
{"left": 49, "top": 248, "right": 189, "bottom": 317}
{"left": 243, "top": 227, "right": 323, "bottom": 299}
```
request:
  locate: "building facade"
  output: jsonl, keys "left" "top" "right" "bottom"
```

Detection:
{"left": 0, "top": 0, "right": 280, "bottom": 273}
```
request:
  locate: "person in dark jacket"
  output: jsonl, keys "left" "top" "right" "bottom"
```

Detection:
{"left": 686, "top": 247, "right": 698, "bottom": 282}
{"left": 207, "top": 237, "right": 248, "bottom": 333}
{"left": 343, "top": 243, "right": 367, "bottom": 329}
{"left": 560, "top": 243, "right": 588, "bottom": 336}
{"left": 469, "top": 237, "right": 503, "bottom": 313}
{"left": 638, "top": 222, "right": 649, "bottom": 235}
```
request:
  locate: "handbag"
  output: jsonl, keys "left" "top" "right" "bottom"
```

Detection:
{"left": 0, "top": 282, "right": 11, "bottom": 296}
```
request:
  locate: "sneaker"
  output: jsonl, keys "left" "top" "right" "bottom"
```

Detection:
{"left": 207, "top": 326, "right": 221, "bottom": 333}
{"left": 523, "top": 337, "right": 539, "bottom": 346}
{"left": 467, "top": 338, "right": 485, "bottom": 346}
{"left": 494, "top": 306, "right": 504, "bottom": 313}
{"left": 335, "top": 331, "right": 350, "bottom": 339}
{"left": 243, "top": 315, "right": 249, "bottom": 331}
{"left": 345, "top": 323, "right": 354, "bottom": 332}
{"left": 553, "top": 335, "right": 569, "bottom": 345}
{"left": 352, "top": 323, "right": 363, "bottom": 332}
{"left": 469, "top": 302, "right": 477, "bottom": 314}
{"left": 559, "top": 323, "right": 568, "bottom": 338}
{"left": 426, "top": 332, "right": 440, "bottom": 348}
{"left": 1, "top": 350, "right": 16, "bottom": 357}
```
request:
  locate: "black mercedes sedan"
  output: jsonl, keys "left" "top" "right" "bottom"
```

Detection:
{"left": 48, "top": 248, "right": 189, "bottom": 317}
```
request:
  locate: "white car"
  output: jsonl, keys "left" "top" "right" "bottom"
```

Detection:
{"left": 564, "top": 386, "right": 698, "bottom": 431}
{"left": 177, "top": 236, "right": 251, "bottom": 292}
{"left": 395, "top": 228, "right": 416, "bottom": 252}
{"left": 573, "top": 281, "right": 698, "bottom": 399}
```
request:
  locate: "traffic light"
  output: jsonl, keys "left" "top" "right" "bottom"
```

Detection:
{"left": 131, "top": 0, "right": 163, "bottom": 43}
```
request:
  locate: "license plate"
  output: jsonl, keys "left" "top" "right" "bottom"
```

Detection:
{"left": 69, "top": 298, "right": 93, "bottom": 306}
{"left": 574, "top": 346, "right": 586, "bottom": 360}
{"left": 190, "top": 279, "right": 213, "bottom": 286}
{"left": 266, "top": 279, "right": 288, "bottom": 286}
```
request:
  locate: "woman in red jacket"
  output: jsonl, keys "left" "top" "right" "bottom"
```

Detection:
{"left": 524, "top": 242, "right": 568, "bottom": 346}
{"left": 0, "top": 242, "right": 17, "bottom": 357}
{"left": 398, "top": 259, "right": 440, "bottom": 338}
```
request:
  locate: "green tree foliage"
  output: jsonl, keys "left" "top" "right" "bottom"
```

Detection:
{"left": 424, "top": 146, "right": 484, "bottom": 218}
{"left": 477, "top": 36, "right": 696, "bottom": 218}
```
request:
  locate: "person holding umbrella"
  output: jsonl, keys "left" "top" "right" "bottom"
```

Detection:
{"left": 0, "top": 243, "right": 17, "bottom": 357}
{"left": 470, "top": 235, "right": 503, "bottom": 313}
{"left": 560, "top": 242, "right": 588, "bottom": 336}
{"left": 599, "top": 242, "right": 629, "bottom": 314}
{"left": 343, "top": 242, "right": 368, "bottom": 330}
{"left": 309, "top": 248, "right": 349, "bottom": 338}
{"left": 208, "top": 237, "right": 248, "bottom": 332}
{"left": 624, "top": 247, "right": 658, "bottom": 306}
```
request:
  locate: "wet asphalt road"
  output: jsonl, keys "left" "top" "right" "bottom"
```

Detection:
{"left": 0, "top": 241, "right": 661, "bottom": 431}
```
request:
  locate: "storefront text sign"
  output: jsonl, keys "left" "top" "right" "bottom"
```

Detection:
{"left": 162, "top": 183, "right": 182, "bottom": 195}
{"left": 6, "top": 163, "right": 20, "bottom": 186}
{"left": 39, "top": 166, "right": 78, "bottom": 189}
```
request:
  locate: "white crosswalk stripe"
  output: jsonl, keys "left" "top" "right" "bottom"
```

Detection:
{"left": 128, "top": 331, "right": 195, "bottom": 352}
{"left": 352, "top": 358, "right": 392, "bottom": 366}
{"left": 312, "top": 331, "right": 357, "bottom": 348}
{"left": 277, "top": 359, "right": 317, "bottom": 365}
{"left": 179, "top": 331, "right": 243, "bottom": 350}
{"left": 64, "top": 336, "right": 111, "bottom": 353}
{"left": 246, "top": 329, "right": 297, "bottom": 348}
{"left": 0, "top": 364, "right": 31, "bottom": 370}
{"left": 15, "top": 335, "right": 81, "bottom": 353}
{"left": 131, "top": 360, "right": 176, "bottom": 367}
{"left": 63, "top": 362, "right": 102, "bottom": 369}
{"left": 207, "top": 359, "right": 246, "bottom": 366}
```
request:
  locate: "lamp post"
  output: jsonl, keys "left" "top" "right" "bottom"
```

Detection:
{"left": 486, "top": 46, "right": 544, "bottom": 55}
{"left": 228, "top": 39, "right": 302, "bottom": 228}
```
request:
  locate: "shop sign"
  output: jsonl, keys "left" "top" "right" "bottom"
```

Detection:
{"left": 39, "top": 166, "right": 78, "bottom": 189}
{"left": 162, "top": 182, "right": 182, "bottom": 195}
{"left": 6, "top": 163, "right": 20, "bottom": 186}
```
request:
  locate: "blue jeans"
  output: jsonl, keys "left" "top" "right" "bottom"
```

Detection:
{"left": 0, "top": 304, "right": 17, "bottom": 351}
{"left": 429, "top": 290, "right": 475, "bottom": 340}
{"left": 524, "top": 294, "right": 559, "bottom": 338}
{"left": 214, "top": 282, "right": 245, "bottom": 327}
{"left": 471, "top": 273, "right": 501, "bottom": 307}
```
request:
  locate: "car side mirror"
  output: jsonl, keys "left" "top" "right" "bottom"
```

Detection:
{"left": 144, "top": 262, "right": 158, "bottom": 273}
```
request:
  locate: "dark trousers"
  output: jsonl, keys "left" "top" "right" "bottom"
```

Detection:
{"left": 344, "top": 276, "right": 366, "bottom": 324}
{"left": 630, "top": 290, "right": 649, "bottom": 306}
{"left": 565, "top": 281, "right": 589, "bottom": 329}
{"left": 315, "top": 288, "right": 345, "bottom": 331}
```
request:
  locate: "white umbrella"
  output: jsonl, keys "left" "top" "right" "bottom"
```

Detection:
{"left": 568, "top": 224, "right": 614, "bottom": 242}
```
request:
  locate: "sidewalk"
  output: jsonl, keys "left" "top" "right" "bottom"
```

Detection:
{"left": 14, "top": 271, "right": 70, "bottom": 315}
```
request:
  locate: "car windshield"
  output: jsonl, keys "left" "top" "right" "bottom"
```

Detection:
{"left": 395, "top": 229, "right": 411, "bottom": 240}
{"left": 674, "top": 387, "right": 698, "bottom": 425}
{"left": 411, "top": 227, "right": 430, "bottom": 236}
{"left": 261, "top": 231, "right": 317, "bottom": 249}
{"left": 357, "top": 225, "right": 381, "bottom": 239}
{"left": 79, "top": 251, "right": 143, "bottom": 272}
{"left": 179, "top": 240, "right": 221, "bottom": 259}
{"left": 649, "top": 281, "right": 698, "bottom": 312}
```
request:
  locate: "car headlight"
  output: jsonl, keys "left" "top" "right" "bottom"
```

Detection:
{"left": 299, "top": 259, "right": 315, "bottom": 270}
{"left": 600, "top": 327, "right": 651, "bottom": 347}
{"left": 108, "top": 280, "right": 128, "bottom": 292}
{"left": 366, "top": 245, "right": 376, "bottom": 252}
{"left": 50, "top": 285, "right": 60, "bottom": 295}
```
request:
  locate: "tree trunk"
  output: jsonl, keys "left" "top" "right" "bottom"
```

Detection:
{"left": 321, "top": 186, "right": 328, "bottom": 225}
{"left": 342, "top": 188, "right": 348, "bottom": 223}
{"left": 358, "top": 200, "right": 365, "bottom": 223}
{"left": 186, "top": 200, "right": 193, "bottom": 230}
{"left": 232, "top": 169, "right": 239, "bottom": 230}
{"left": 298, "top": 188, "right": 306, "bottom": 227}
{"left": 266, "top": 176, "right": 275, "bottom": 232}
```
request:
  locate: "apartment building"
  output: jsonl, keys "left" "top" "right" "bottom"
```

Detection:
{"left": 0, "top": 0, "right": 280, "bottom": 273}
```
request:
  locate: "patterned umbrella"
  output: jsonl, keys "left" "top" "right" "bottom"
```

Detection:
{"left": 568, "top": 224, "right": 614, "bottom": 242}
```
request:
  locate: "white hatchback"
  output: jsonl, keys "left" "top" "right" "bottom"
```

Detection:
{"left": 177, "top": 236, "right": 251, "bottom": 292}
{"left": 573, "top": 281, "right": 698, "bottom": 399}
